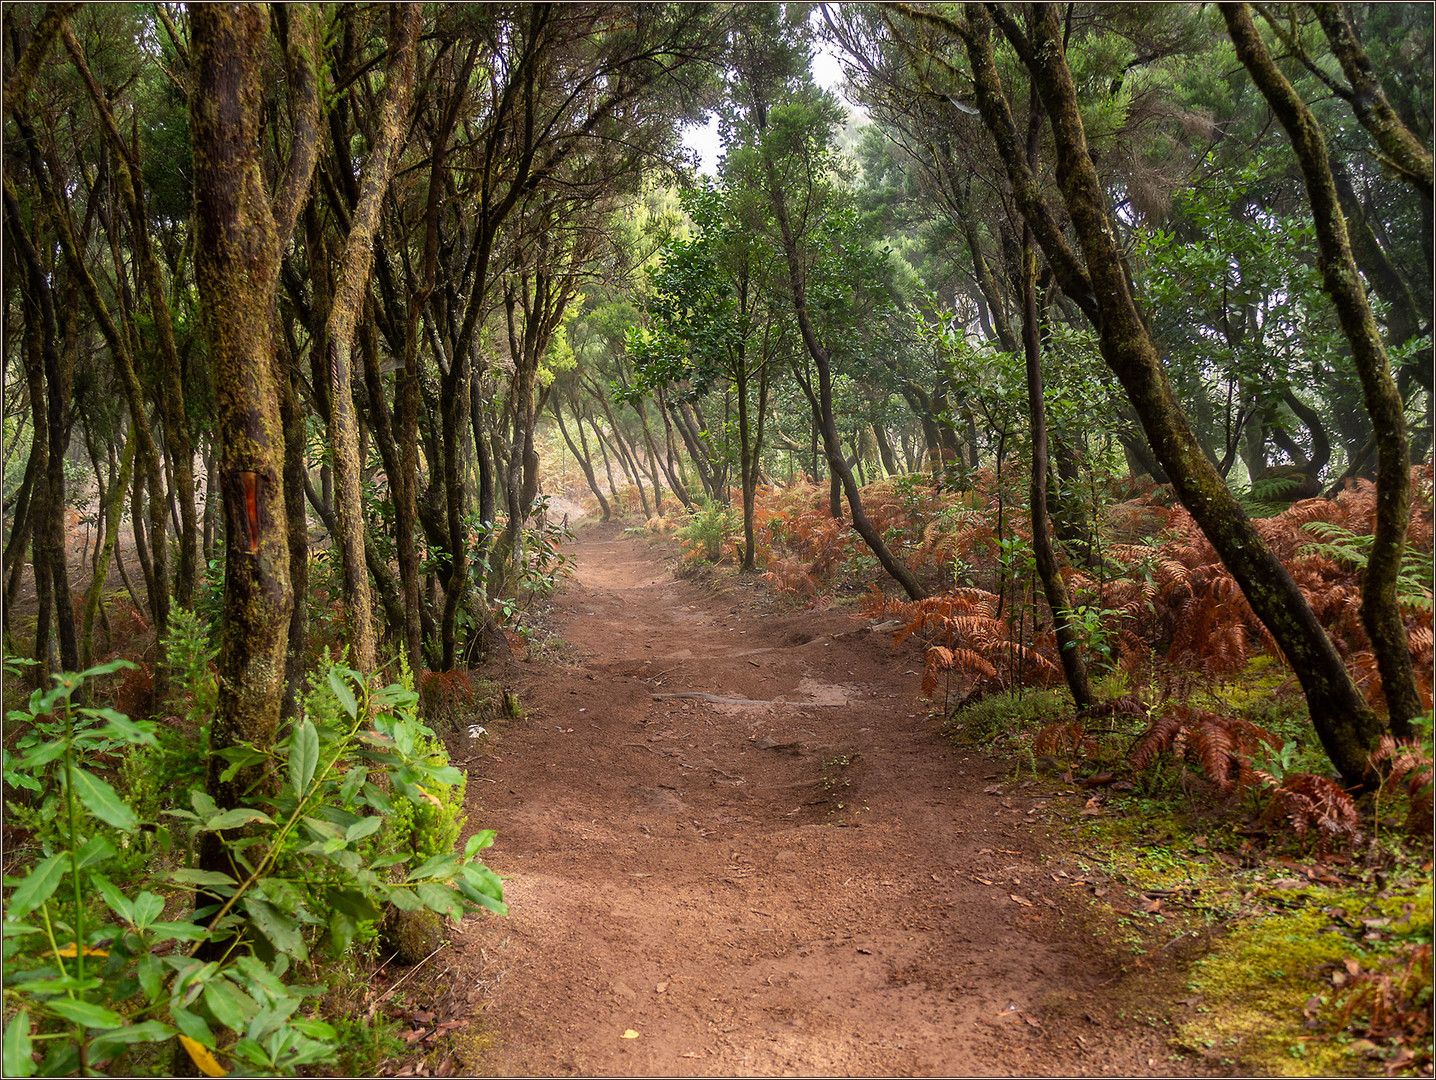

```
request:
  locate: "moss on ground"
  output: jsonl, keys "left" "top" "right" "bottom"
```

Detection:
{"left": 941, "top": 687, "right": 1433, "bottom": 1077}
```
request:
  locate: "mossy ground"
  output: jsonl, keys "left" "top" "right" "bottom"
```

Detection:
{"left": 942, "top": 682, "right": 1433, "bottom": 1077}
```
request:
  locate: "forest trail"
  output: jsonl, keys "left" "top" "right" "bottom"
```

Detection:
{"left": 433, "top": 524, "right": 1200, "bottom": 1077}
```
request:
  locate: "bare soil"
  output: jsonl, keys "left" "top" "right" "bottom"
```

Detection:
{"left": 420, "top": 522, "right": 1210, "bottom": 1077}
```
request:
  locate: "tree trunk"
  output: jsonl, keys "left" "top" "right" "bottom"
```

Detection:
{"left": 554, "top": 397, "right": 610, "bottom": 520}
{"left": 1224, "top": 2, "right": 1420, "bottom": 737}
{"left": 966, "top": 2, "right": 1384, "bottom": 785}
{"left": 762, "top": 157, "right": 925, "bottom": 602}
{"left": 1022, "top": 222, "right": 1093, "bottom": 710}
{"left": 1311, "top": 3, "right": 1433, "bottom": 202}
{"left": 190, "top": 0, "right": 302, "bottom": 808}
{"left": 81, "top": 434, "right": 135, "bottom": 669}
{"left": 322, "top": 4, "right": 420, "bottom": 672}
{"left": 277, "top": 342, "right": 310, "bottom": 720}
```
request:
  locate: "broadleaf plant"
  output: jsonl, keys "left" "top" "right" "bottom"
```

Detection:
{"left": 2, "top": 659, "right": 503, "bottom": 1077}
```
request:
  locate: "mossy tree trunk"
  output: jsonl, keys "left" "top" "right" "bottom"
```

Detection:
{"left": 1222, "top": 2, "right": 1421, "bottom": 738}
{"left": 323, "top": 3, "right": 420, "bottom": 672}
{"left": 190, "top": 1, "right": 321, "bottom": 809}
{"left": 960, "top": 2, "right": 1385, "bottom": 786}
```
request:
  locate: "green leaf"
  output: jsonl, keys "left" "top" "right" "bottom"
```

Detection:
{"left": 202, "top": 808, "right": 275, "bottom": 831}
{"left": 415, "top": 881, "right": 465, "bottom": 920}
{"left": 75, "top": 657, "right": 137, "bottom": 681}
{"left": 90, "top": 874, "right": 134, "bottom": 924}
{"left": 422, "top": 764, "right": 462, "bottom": 786}
{"left": 202, "top": 979, "right": 258, "bottom": 1032}
{"left": 289, "top": 719, "right": 319, "bottom": 797}
{"left": 87, "top": 1020, "right": 176, "bottom": 1053}
{"left": 18, "top": 741, "right": 66, "bottom": 771}
{"left": 384, "top": 885, "right": 423, "bottom": 912}
{"left": 464, "top": 830, "right": 497, "bottom": 857}
{"left": 72, "top": 834, "right": 117, "bottom": 870}
{"left": 344, "top": 815, "right": 382, "bottom": 843}
{"left": 338, "top": 765, "right": 366, "bottom": 806}
{"left": 46, "top": 999, "right": 124, "bottom": 1028}
{"left": 147, "top": 920, "right": 210, "bottom": 942}
{"left": 217, "top": 747, "right": 268, "bottom": 784}
{"left": 300, "top": 815, "right": 342, "bottom": 841}
{"left": 324, "top": 887, "right": 381, "bottom": 923}
{"left": 327, "top": 909, "right": 357, "bottom": 957}
{"left": 328, "top": 668, "right": 358, "bottom": 719}
{"left": 93, "top": 713, "right": 158, "bottom": 747}
{"left": 3, "top": 1010, "right": 33, "bottom": 1078}
{"left": 169, "top": 1006, "right": 214, "bottom": 1047}
{"left": 189, "top": 789, "right": 220, "bottom": 821}
{"left": 461, "top": 863, "right": 506, "bottom": 900}
{"left": 243, "top": 898, "right": 305, "bottom": 959}
{"left": 137, "top": 952, "right": 162, "bottom": 1003}
{"left": 8, "top": 855, "right": 67, "bottom": 920}
{"left": 131, "top": 891, "right": 164, "bottom": 929}
{"left": 406, "top": 853, "right": 460, "bottom": 882}
{"left": 455, "top": 875, "right": 507, "bottom": 914}
{"left": 290, "top": 1017, "right": 337, "bottom": 1040}
{"left": 169, "top": 868, "right": 238, "bottom": 892}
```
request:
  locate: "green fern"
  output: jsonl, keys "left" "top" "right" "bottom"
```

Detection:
{"left": 1299, "top": 521, "right": 1434, "bottom": 612}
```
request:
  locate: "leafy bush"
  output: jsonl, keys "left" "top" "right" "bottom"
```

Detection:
{"left": 1, "top": 658, "right": 504, "bottom": 1077}
{"left": 677, "top": 496, "right": 739, "bottom": 563}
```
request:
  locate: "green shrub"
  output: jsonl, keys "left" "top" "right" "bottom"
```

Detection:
{"left": 1, "top": 658, "right": 505, "bottom": 1078}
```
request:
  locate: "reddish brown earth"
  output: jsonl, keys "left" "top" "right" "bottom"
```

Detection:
{"left": 416, "top": 522, "right": 1208, "bottom": 1077}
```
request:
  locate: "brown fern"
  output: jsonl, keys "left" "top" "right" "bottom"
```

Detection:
{"left": 1371, "top": 735, "right": 1434, "bottom": 835}
{"left": 1256, "top": 772, "right": 1362, "bottom": 847}
{"left": 1130, "top": 707, "right": 1279, "bottom": 792}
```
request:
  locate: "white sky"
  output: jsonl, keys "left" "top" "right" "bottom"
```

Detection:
{"left": 681, "top": 39, "right": 854, "bottom": 176}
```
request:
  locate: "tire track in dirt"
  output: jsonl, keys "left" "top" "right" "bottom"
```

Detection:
{"left": 433, "top": 523, "right": 1201, "bottom": 1076}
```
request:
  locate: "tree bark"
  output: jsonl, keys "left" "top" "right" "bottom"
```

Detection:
{"left": 1311, "top": 3, "right": 1432, "bottom": 203}
{"left": 963, "top": 2, "right": 1384, "bottom": 786}
{"left": 190, "top": 1, "right": 305, "bottom": 807}
{"left": 323, "top": 3, "right": 420, "bottom": 672}
{"left": 1224, "top": 2, "right": 1421, "bottom": 737}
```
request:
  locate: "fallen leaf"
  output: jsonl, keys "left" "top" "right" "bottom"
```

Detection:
{"left": 1081, "top": 797, "right": 1103, "bottom": 816}
{"left": 54, "top": 942, "right": 108, "bottom": 958}
{"left": 620, "top": 1029, "right": 640, "bottom": 1040}
{"left": 180, "top": 1036, "right": 226, "bottom": 1078}
{"left": 983, "top": 784, "right": 1004, "bottom": 795}
{"left": 1009, "top": 894, "right": 1033, "bottom": 907}
{"left": 975, "top": 877, "right": 994, "bottom": 886}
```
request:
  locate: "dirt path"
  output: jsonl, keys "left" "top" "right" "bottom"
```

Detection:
{"left": 433, "top": 524, "right": 1198, "bottom": 1076}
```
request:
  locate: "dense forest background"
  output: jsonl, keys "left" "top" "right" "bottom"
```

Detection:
{"left": 2, "top": 3, "right": 1431, "bottom": 1076}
